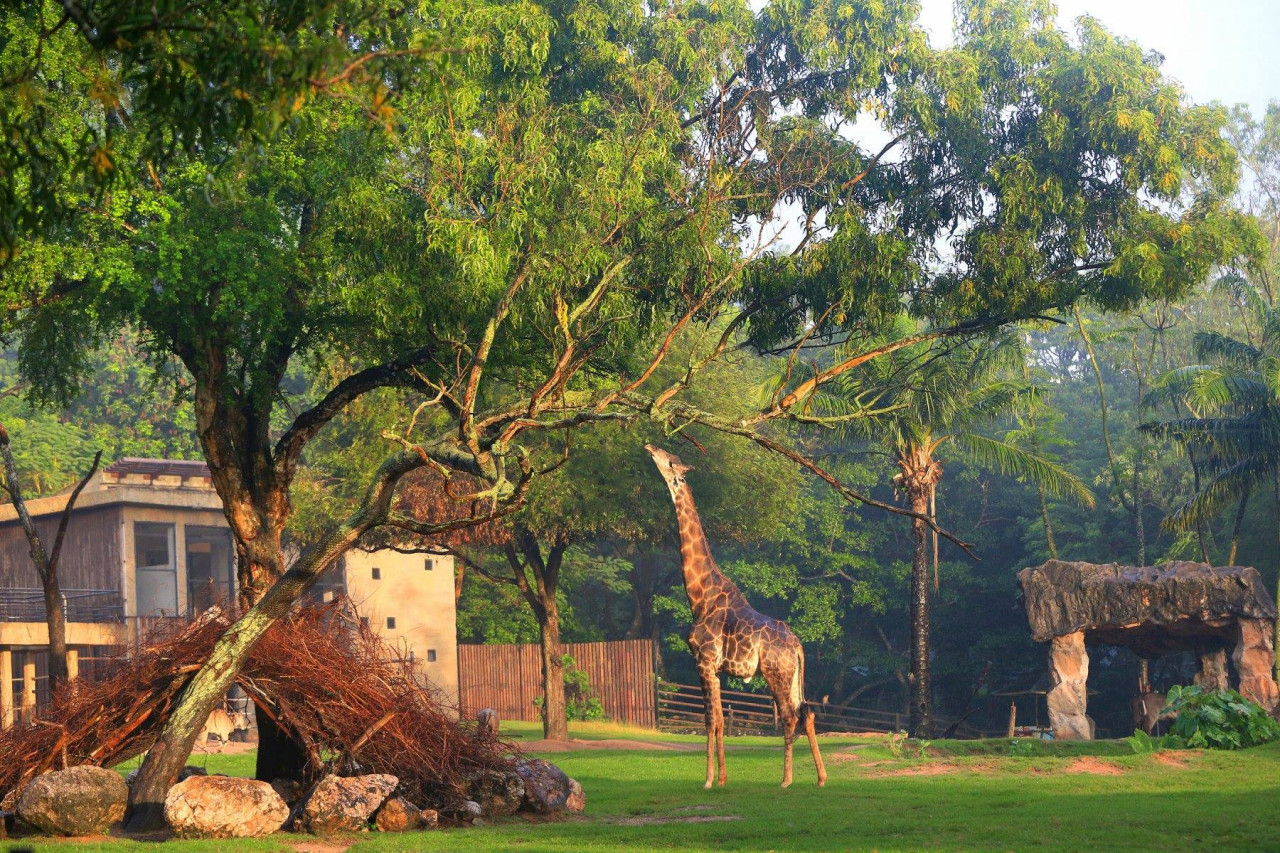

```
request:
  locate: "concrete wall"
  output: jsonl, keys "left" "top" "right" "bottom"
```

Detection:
{"left": 342, "top": 550, "right": 459, "bottom": 708}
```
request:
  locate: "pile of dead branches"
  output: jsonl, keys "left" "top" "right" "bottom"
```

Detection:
{"left": 0, "top": 601, "right": 513, "bottom": 808}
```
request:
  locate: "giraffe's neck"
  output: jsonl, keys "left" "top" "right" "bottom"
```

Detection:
{"left": 670, "top": 481, "right": 734, "bottom": 615}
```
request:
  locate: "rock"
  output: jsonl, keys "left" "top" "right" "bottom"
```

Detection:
{"left": 419, "top": 808, "right": 439, "bottom": 828}
{"left": 1019, "top": 561, "right": 1277, "bottom": 651}
{"left": 565, "top": 778, "right": 585, "bottom": 814}
{"left": 440, "top": 800, "right": 483, "bottom": 824}
{"left": 177, "top": 766, "right": 209, "bottom": 783}
{"left": 163, "top": 775, "right": 289, "bottom": 839}
{"left": 1235, "top": 617, "right": 1280, "bottom": 712}
{"left": 269, "top": 778, "right": 303, "bottom": 806}
{"left": 466, "top": 768, "right": 524, "bottom": 817}
{"left": 298, "top": 774, "right": 398, "bottom": 834}
{"left": 514, "top": 758, "right": 571, "bottom": 814}
{"left": 374, "top": 797, "right": 421, "bottom": 832}
{"left": 127, "top": 765, "right": 206, "bottom": 787}
{"left": 1046, "top": 631, "right": 1094, "bottom": 740}
{"left": 477, "top": 708, "right": 499, "bottom": 737}
{"left": 16, "top": 766, "right": 128, "bottom": 836}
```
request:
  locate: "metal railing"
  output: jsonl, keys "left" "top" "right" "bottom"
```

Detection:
{"left": 0, "top": 588, "right": 124, "bottom": 623}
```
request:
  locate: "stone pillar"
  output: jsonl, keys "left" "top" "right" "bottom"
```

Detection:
{"left": 1047, "top": 631, "right": 1093, "bottom": 740}
{"left": 0, "top": 649, "right": 12, "bottom": 729}
{"left": 1194, "top": 645, "right": 1230, "bottom": 692}
{"left": 1234, "top": 618, "right": 1280, "bottom": 712}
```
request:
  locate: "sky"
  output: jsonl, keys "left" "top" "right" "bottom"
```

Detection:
{"left": 916, "top": 0, "right": 1279, "bottom": 119}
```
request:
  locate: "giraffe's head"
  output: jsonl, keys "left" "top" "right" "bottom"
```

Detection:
{"left": 644, "top": 443, "right": 693, "bottom": 500}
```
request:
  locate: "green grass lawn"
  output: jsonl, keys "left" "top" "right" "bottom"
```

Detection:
{"left": 11, "top": 722, "right": 1280, "bottom": 852}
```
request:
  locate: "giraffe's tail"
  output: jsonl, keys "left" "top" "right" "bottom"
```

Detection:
{"left": 790, "top": 645, "right": 806, "bottom": 711}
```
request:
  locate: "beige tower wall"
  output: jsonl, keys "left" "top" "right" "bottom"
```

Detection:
{"left": 342, "top": 549, "right": 459, "bottom": 710}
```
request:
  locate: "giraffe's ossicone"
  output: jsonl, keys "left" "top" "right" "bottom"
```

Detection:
{"left": 645, "top": 443, "right": 827, "bottom": 789}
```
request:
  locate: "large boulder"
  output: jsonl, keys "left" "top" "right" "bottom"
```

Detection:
{"left": 514, "top": 759, "right": 571, "bottom": 814}
{"left": 298, "top": 774, "right": 398, "bottom": 834}
{"left": 466, "top": 768, "right": 525, "bottom": 817}
{"left": 16, "top": 766, "right": 128, "bottom": 836}
{"left": 163, "top": 775, "right": 289, "bottom": 839}
{"left": 374, "top": 797, "right": 421, "bottom": 832}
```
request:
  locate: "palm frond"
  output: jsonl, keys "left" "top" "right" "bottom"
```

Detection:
{"left": 955, "top": 433, "right": 1095, "bottom": 507}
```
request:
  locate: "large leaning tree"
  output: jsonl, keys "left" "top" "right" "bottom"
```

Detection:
{"left": 3, "top": 0, "right": 1259, "bottom": 819}
{"left": 10, "top": 0, "right": 899, "bottom": 825}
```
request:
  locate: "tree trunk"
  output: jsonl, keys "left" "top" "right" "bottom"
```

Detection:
{"left": 908, "top": 494, "right": 932, "bottom": 739}
{"left": 0, "top": 430, "right": 99, "bottom": 693}
{"left": 125, "top": 450, "right": 424, "bottom": 830}
{"left": 897, "top": 441, "right": 940, "bottom": 740}
{"left": 42, "top": 576, "right": 68, "bottom": 689}
{"left": 1227, "top": 489, "right": 1250, "bottom": 566}
{"left": 1038, "top": 485, "right": 1057, "bottom": 559}
{"left": 539, "top": 597, "right": 568, "bottom": 741}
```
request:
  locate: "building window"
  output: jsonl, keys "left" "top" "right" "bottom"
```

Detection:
{"left": 134, "top": 522, "right": 178, "bottom": 617}
{"left": 371, "top": 567, "right": 381, "bottom": 580}
{"left": 426, "top": 649, "right": 437, "bottom": 662}
{"left": 424, "top": 558, "right": 434, "bottom": 571}
{"left": 386, "top": 617, "right": 396, "bottom": 630}
{"left": 186, "top": 526, "right": 234, "bottom": 616}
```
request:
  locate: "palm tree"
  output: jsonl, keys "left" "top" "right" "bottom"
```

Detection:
{"left": 808, "top": 322, "right": 1094, "bottom": 737}
{"left": 1145, "top": 276, "right": 1280, "bottom": 607}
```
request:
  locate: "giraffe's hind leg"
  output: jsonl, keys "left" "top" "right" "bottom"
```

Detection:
{"left": 803, "top": 704, "right": 827, "bottom": 786}
{"left": 780, "top": 708, "right": 798, "bottom": 788}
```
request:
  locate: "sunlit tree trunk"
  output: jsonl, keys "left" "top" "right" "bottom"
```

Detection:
{"left": 897, "top": 441, "right": 942, "bottom": 739}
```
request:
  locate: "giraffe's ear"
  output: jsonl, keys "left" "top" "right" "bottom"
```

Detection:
{"left": 672, "top": 461, "right": 694, "bottom": 476}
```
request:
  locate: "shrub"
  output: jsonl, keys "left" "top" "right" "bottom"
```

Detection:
{"left": 536, "top": 654, "right": 606, "bottom": 722}
{"left": 1162, "top": 684, "right": 1280, "bottom": 750}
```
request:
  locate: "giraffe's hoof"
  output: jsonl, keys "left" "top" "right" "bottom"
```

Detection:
{"left": 781, "top": 779, "right": 793, "bottom": 789}
{"left": 817, "top": 779, "right": 827, "bottom": 788}
{"left": 703, "top": 781, "right": 713, "bottom": 790}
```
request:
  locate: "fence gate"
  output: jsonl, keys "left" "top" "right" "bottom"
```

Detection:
{"left": 459, "top": 639, "right": 655, "bottom": 729}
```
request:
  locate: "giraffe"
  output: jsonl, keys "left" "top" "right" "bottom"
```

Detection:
{"left": 645, "top": 443, "right": 827, "bottom": 789}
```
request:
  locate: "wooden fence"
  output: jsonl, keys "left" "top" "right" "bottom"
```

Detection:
{"left": 657, "top": 682, "right": 992, "bottom": 737}
{"left": 658, "top": 682, "right": 908, "bottom": 735}
{"left": 458, "top": 639, "right": 655, "bottom": 728}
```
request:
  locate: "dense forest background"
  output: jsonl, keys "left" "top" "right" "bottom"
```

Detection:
{"left": 2, "top": 0, "right": 1277, "bottom": 738}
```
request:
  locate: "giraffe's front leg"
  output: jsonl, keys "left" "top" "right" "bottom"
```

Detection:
{"left": 699, "top": 666, "right": 722, "bottom": 789}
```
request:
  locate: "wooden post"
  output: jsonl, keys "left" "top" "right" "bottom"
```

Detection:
{"left": 0, "top": 649, "right": 12, "bottom": 729}
{"left": 22, "top": 657, "right": 36, "bottom": 723}
{"left": 66, "top": 648, "right": 79, "bottom": 683}
{"left": 1006, "top": 701, "right": 1017, "bottom": 738}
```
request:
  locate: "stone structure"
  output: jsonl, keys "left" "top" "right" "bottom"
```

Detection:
{"left": 1019, "top": 560, "right": 1280, "bottom": 739}
{"left": 646, "top": 444, "right": 826, "bottom": 788}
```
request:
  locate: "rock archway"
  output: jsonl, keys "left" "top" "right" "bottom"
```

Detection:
{"left": 1018, "top": 560, "right": 1279, "bottom": 740}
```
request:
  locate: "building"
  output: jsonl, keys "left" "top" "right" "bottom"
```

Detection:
{"left": 1, "top": 458, "right": 458, "bottom": 727}
{"left": 314, "top": 549, "right": 459, "bottom": 706}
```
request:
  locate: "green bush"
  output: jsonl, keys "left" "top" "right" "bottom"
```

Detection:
{"left": 1162, "top": 685, "right": 1280, "bottom": 750}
